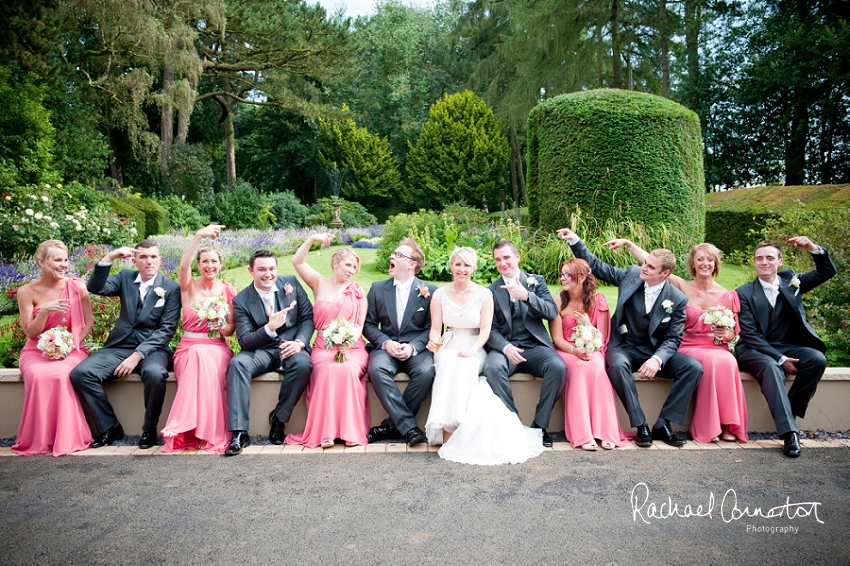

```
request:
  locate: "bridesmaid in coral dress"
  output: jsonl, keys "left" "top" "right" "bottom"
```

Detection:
{"left": 607, "top": 239, "right": 748, "bottom": 443}
{"left": 285, "top": 233, "right": 370, "bottom": 448}
{"left": 13, "top": 240, "right": 94, "bottom": 456}
{"left": 161, "top": 224, "right": 236, "bottom": 453}
{"left": 549, "top": 259, "right": 629, "bottom": 450}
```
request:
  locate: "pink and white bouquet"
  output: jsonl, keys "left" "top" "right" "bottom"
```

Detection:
{"left": 322, "top": 317, "right": 359, "bottom": 363}
{"left": 194, "top": 295, "right": 229, "bottom": 338}
{"left": 37, "top": 326, "right": 74, "bottom": 360}
{"left": 570, "top": 324, "right": 604, "bottom": 354}
{"left": 699, "top": 306, "right": 736, "bottom": 347}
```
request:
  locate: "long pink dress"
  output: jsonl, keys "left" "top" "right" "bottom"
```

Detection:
{"left": 285, "top": 284, "right": 370, "bottom": 447}
{"left": 162, "top": 283, "right": 236, "bottom": 453}
{"left": 12, "top": 278, "right": 93, "bottom": 457}
{"left": 556, "top": 294, "right": 629, "bottom": 448}
{"left": 680, "top": 290, "right": 748, "bottom": 443}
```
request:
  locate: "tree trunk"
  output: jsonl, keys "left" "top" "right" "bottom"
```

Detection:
{"left": 176, "top": 75, "right": 197, "bottom": 144}
{"left": 611, "top": 0, "right": 622, "bottom": 89}
{"left": 785, "top": 100, "right": 808, "bottom": 185}
{"left": 511, "top": 125, "right": 527, "bottom": 207}
{"left": 659, "top": 0, "right": 670, "bottom": 97}
{"left": 509, "top": 124, "right": 519, "bottom": 210}
{"left": 223, "top": 106, "right": 237, "bottom": 187}
{"left": 160, "top": 66, "right": 175, "bottom": 183}
{"left": 107, "top": 130, "right": 124, "bottom": 187}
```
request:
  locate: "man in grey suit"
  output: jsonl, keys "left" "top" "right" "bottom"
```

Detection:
{"left": 558, "top": 228, "right": 702, "bottom": 447}
{"left": 70, "top": 240, "right": 181, "bottom": 449}
{"left": 736, "top": 237, "right": 836, "bottom": 457}
{"left": 363, "top": 237, "right": 437, "bottom": 446}
{"left": 484, "top": 240, "right": 566, "bottom": 447}
{"left": 225, "top": 249, "right": 314, "bottom": 456}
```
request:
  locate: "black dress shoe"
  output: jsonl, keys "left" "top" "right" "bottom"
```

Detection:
{"left": 651, "top": 424, "right": 687, "bottom": 447}
{"left": 367, "top": 419, "right": 402, "bottom": 443}
{"left": 90, "top": 424, "right": 125, "bottom": 448}
{"left": 541, "top": 429, "right": 553, "bottom": 448}
{"left": 225, "top": 431, "right": 250, "bottom": 456}
{"left": 783, "top": 431, "right": 802, "bottom": 458}
{"left": 405, "top": 427, "right": 427, "bottom": 447}
{"left": 138, "top": 431, "right": 158, "bottom": 449}
{"left": 634, "top": 425, "right": 653, "bottom": 448}
{"left": 268, "top": 411, "right": 285, "bottom": 445}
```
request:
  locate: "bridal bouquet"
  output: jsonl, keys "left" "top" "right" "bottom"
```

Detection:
{"left": 570, "top": 324, "right": 603, "bottom": 354}
{"left": 699, "top": 306, "right": 736, "bottom": 346}
{"left": 323, "top": 317, "right": 359, "bottom": 363}
{"left": 194, "top": 295, "right": 229, "bottom": 338}
{"left": 37, "top": 326, "right": 74, "bottom": 360}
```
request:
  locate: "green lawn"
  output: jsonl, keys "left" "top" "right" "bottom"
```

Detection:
{"left": 222, "top": 245, "right": 755, "bottom": 308}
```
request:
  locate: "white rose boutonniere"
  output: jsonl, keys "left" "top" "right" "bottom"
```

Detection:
{"left": 661, "top": 299, "right": 674, "bottom": 314}
{"left": 790, "top": 275, "right": 801, "bottom": 296}
{"left": 526, "top": 276, "right": 537, "bottom": 287}
{"left": 154, "top": 287, "right": 166, "bottom": 298}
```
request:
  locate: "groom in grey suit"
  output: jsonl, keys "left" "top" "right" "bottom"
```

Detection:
{"left": 559, "top": 228, "right": 702, "bottom": 447}
{"left": 364, "top": 237, "right": 437, "bottom": 446}
{"left": 70, "top": 241, "right": 181, "bottom": 449}
{"left": 225, "top": 249, "right": 314, "bottom": 456}
{"left": 736, "top": 237, "right": 836, "bottom": 457}
{"left": 484, "top": 240, "right": 566, "bottom": 447}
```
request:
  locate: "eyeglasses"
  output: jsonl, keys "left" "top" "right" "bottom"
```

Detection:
{"left": 557, "top": 272, "right": 573, "bottom": 280}
{"left": 392, "top": 251, "right": 413, "bottom": 260}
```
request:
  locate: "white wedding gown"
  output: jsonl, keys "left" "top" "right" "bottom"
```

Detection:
{"left": 425, "top": 286, "right": 544, "bottom": 465}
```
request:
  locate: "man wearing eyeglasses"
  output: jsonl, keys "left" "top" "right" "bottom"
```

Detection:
{"left": 557, "top": 228, "right": 702, "bottom": 448}
{"left": 363, "top": 238, "right": 438, "bottom": 446}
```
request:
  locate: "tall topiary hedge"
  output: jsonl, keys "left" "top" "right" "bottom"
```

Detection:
{"left": 527, "top": 89, "right": 705, "bottom": 240}
{"left": 110, "top": 196, "right": 168, "bottom": 238}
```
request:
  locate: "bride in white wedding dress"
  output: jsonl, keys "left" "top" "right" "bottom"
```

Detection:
{"left": 425, "top": 247, "right": 544, "bottom": 465}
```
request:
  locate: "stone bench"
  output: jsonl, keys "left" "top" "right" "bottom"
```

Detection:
{"left": 1, "top": 368, "right": 849, "bottom": 437}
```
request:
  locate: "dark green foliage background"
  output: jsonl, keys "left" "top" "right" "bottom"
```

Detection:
{"left": 527, "top": 89, "right": 705, "bottom": 239}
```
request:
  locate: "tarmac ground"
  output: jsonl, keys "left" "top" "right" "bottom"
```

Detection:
{"left": 2, "top": 447, "right": 849, "bottom": 564}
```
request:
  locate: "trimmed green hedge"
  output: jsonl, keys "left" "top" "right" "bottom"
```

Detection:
{"left": 110, "top": 197, "right": 168, "bottom": 238}
{"left": 527, "top": 89, "right": 704, "bottom": 239}
{"left": 705, "top": 184, "right": 850, "bottom": 254}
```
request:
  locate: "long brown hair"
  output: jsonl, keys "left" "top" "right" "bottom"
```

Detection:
{"left": 558, "top": 258, "right": 597, "bottom": 313}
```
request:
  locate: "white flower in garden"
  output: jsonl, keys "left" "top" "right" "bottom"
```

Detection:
{"left": 43, "top": 215, "right": 51, "bottom": 221}
{"left": 75, "top": 224, "right": 83, "bottom": 231}
{"left": 29, "top": 194, "right": 37, "bottom": 199}
{"left": 65, "top": 214, "right": 73, "bottom": 221}
{"left": 12, "top": 225, "right": 18, "bottom": 231}
{"left": 4, "top": 195, "right": 10, "bottom": 201}
{"left": 41, "top": 195, "right": 49, "bottom": 202}
{"left": 25, "top": 209, "right": 34, "bottom": 216}
{"left": 34, "top": 212, "right": 43, "bottom": 220}
{"left": 50, "top": 222, "right": 59, "bottom": 228}
{"left": 104, "top": 228, "right": 110, "bottom": 235}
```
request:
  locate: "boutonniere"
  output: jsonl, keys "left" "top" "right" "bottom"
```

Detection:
{"left": 154, "top": 287, "right": 166, "bottom": 298}
{"left": 526, "top": 276, "right": 537, "bottom": 287}
{"left": 418, "top": 285, "right": 430, "bottom": 298}
{"left": 284, "top": 283, "right": 294, "bottom": 295}
{"left": 790, "top": 275, "right": 800, "bottom": 296}
{"left": 661, "top": 299, "right": 674, "bottom": 313}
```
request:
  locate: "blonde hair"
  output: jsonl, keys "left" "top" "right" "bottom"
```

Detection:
{"left": 449, "top": 247, "right": 478, "bottom": 271}
{"left": 686, "top": 243, "right": 722, "bottom": 278}
{"left": 332, "top": 247, "right": 361, "bottom": 277}
{"left": 35, "top": 240, "right": 69, "bottom": 264}
{"left": 650, "top": 248, "right": 677, "bottom": 273}
{"left": 196, "top": 244, "right": 224, "bottom": 266}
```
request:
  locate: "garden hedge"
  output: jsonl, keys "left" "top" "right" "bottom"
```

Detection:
{"left": 110, "top": 197, "right": 168, "bottom": 239}
{"left": 527, "top": 89, "right": 704, "bottom": 239}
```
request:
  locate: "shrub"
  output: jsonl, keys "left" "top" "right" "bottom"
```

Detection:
{"left": 0, "top": 182, "right": 138, "bottom": 260}
{"left": 266, "top": 191, "right": 309, "bottom": 228}
{"left": 761, "top": 203, "right": 850, "bottom": 366}
{"left": 306, "top": 197, "right": 377, "bottom": 229}
{"left": 206, "top": 180, "right": 266, "bottom": 229}
{"left": 526, "top": 89, "right": 705, "bottom": 239}
{"left": 165, "top": 143, "right": 215, "bottom": 206}
{"left": 159, "top": 195, "right": 208, "bottom": 232}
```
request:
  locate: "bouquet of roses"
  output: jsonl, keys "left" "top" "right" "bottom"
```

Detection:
{"left": 699, "top": 306, "right": 736, "bottom": 346}
{"left": 194, "top": 295, "right": 229, "bottom": 338}
{"left": 570, "top": 324, "right": 604, "bottom": 354}
{"left": 37, "top": 326, "right": 74, "bottom": 360}
{"left": 322, "top": 317, "right": 359, "bottom": 363}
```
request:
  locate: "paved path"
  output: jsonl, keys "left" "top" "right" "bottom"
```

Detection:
{"left": 2, "top": 445, "right": 849, "bottom": 564}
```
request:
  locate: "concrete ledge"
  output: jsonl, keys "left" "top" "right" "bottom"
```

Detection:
{"left": 1, "top": 367, "right": 849, "bottom": 437}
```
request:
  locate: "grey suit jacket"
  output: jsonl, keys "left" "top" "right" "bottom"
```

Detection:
{"left": 232, "top": 275, "right": 315, "bottom": 353}
{"left": 363, "top": 277, "right": 437, "bottom": 353}
{"left": 736, "top": 250, "right": 836, "bottom": 360}
{"left": 87, "top": 265, "right": 181, "bottom": 357}
{"left": 570, "top": 239, "right": 687, "bottom": 364}
{"left": 486, "top": 271, "right": 558, "bottom": 353}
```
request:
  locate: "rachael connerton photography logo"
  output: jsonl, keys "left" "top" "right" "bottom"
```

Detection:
{"left": 630, "top": 483, "right": 824, "bottom": 528}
